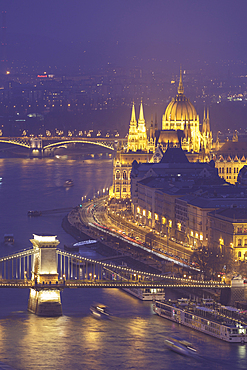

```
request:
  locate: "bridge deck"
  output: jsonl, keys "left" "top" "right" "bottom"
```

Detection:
{"left": 0, "top": 279, "right": 231, "bottom": 289}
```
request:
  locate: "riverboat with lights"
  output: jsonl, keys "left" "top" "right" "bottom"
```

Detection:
{"left": 123, "top": 287, "right": 165, "bottom": 301}
{"left": 90, "top": 303, "right": 111, "bottom": 319}
{"left": 164, "top": 337, "right": 198, "bottom": 356}
{"left": 153, "top": 298, "right": 247, "bottom": 343}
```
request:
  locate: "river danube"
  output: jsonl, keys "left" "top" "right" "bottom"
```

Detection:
{"left": 0, "top": 158, "right": 246, "bottom": 370}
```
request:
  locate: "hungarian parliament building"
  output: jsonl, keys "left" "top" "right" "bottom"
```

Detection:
{"left": 108, "top": 70, "right": 247, "bottom": 262}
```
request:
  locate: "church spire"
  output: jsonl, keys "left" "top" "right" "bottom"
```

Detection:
{"left": 139, "top": 100, "right": 144, "bottom": 122}
{"left": 130, "top": 101, "right": 136, "bottom": 123}
{"left": 178, "top": 68, "right": 184, "bottom": 94}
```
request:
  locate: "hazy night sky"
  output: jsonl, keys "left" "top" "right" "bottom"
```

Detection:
{"left": 1, "top": 0, "right": 247, "bottom": 73}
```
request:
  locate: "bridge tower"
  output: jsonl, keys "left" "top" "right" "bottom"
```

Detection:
{"left": 28, "top": 234, "right": 62, "bottom": 316}
{"left": 30, "top": 137, "right": 43, "bottom": 157}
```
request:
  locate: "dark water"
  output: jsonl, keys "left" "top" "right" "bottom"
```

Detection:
{"left": 0, "top": 158, "right": 246, "bottom": 370}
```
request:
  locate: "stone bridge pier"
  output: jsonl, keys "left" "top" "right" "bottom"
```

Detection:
{"left": 28, "top": 234, "right": 63, "bottom": 316}
{"left": 30, "top": 137, "right": 43, "bottom": 158}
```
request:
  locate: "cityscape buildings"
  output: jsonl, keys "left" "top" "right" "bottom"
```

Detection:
{"left": 108, "top": 71, "right": 247, "bottom": 263}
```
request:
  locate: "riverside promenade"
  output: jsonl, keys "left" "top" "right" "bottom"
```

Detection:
{"left": 62, "top": 201, "right": 164, "bottom": 274}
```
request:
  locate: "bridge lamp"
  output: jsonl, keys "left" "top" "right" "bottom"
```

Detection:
{"left": 89, "top": 273, "right": 92, "bottom": 280}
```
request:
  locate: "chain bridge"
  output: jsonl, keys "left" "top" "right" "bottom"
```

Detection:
{"left": 0, "top": 234, "right": 230, "bottom": 316}
{"left": 0, "top": 136, "right": 127, "bottom": 156}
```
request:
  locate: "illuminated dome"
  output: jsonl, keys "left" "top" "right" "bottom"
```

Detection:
{"left": 163, "top": 70, "right": 197, "bottom": 122}
{"left": 162, "top": 69, "right": 201, "bottom": 153}
{"left": 164, "top": 94, "right": 197, "bottom": 121}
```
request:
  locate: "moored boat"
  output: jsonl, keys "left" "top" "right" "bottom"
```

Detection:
{"left": 122, "top": 287, "right": 165, "bottom": 301}
{"left": 153, "top": 298, "right": 247, "bottom": 343}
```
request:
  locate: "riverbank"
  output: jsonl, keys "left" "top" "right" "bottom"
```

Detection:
{"left": 62, "top": 209, "right": 162, "bottom": 274}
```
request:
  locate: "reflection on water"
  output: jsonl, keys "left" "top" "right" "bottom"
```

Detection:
{"left": 0, "top": 158, "right": 246, "bottom": 370}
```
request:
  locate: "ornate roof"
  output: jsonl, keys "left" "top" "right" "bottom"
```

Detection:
{"left": 163, "top": 69, "right": 198, "bottom": 122}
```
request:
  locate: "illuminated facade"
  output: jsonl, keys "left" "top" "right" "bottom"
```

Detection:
{"left": 209, "top": 208, "right": 247, "bottom": 261}
{"left": 214, "top": 137, "right": 247, "bottom": 185}
{"left": 109, "top": 102, "right": 153, "bottom": 200}
{"left": 161, "top": 69, "right": 212, "bottom": 154}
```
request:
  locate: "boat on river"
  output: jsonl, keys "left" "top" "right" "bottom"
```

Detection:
{"left": 153, "top": 298, "right": 247, "bottom": 343}
{"left": 27, "top": 210, "right": 42, "bottom": 217}
{"left": 122, "top": 287, "right": 165, "bottom": 301}
{"left": 4, "top": 234, "right": 14, "bottom": 245}
{"left": 64, "top": 179, "right": 74, "bottom": 187}
{"left": 90, "top": 303, "right": 111, "bottom": 319}
{"left": 164, "top": 337, "right": 197, "bottom": 356}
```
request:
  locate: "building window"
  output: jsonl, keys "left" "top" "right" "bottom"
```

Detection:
{"left": 116, "top": 171, "right": 120, "bottom": 180}
{"left": 116, "top": 187, "right": 120, "bottom": 192}
{"left": 123, "top": 187, "right": 126, "bottom": 192}
{"left": 229, "top": 168, "right": 231, "bottom": 174}
{"left": 123, "top": 171, "right": 127, "bottom": 180}
{"left": 226, "top": 168, "right": 228, "bottom": 174}
{"left": 222, "top": 168, "right": 224, "bottom": 174}
{"left": 219, "top": 168, "right": 221, "bottom": 174}
{"left": 238, "top": 251, "right": 242, "bottom": 258}
{"left": 245, "top": 239, "right": 247, "bottom": 246}
{"left": 238, "top": 227, "right": 242, "bottom": 233}
{"left": 238, "top": 239, "right": 242, "bottom": 246}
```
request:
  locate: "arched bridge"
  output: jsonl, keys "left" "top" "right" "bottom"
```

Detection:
{"left": 0, "top": 234, "right": 230, "bottom": 316}
{"left": 0, "top": 136, "right": 127, "bottom": 156}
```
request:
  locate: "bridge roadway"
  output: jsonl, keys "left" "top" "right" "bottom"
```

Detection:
{"left": 0, "top": 279, "right": 230, "bottom": 289}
